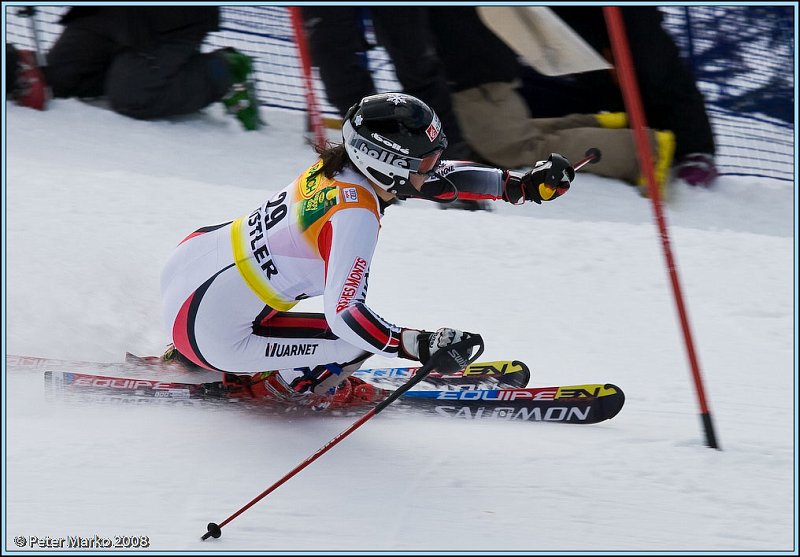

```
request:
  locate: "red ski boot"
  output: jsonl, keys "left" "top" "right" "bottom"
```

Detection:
{"left": 247, "top": 370, "right": 388, "bottom": 410}
{"left": 311, "top": 376, "right": 389, "bottom": 411}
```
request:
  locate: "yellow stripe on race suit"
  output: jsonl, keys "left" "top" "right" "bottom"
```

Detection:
{"left": 230, "top": 216, "right": 297, "bottom": 312}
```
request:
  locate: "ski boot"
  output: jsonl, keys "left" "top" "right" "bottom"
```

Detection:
{"left": 151, "top": 343, "right": 203, "bottom": 371}
{"left": 248, "top": 364, "right": 387, "bottom": 410}
{"left": 199, "top": 372, "right": 257, "bottom": 399}
{"left": 321, "top": 375, "right": 387, "bottom": 410}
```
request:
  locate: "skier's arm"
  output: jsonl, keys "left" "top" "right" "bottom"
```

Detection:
{"left": 320, "top": 209, "right": 470, "bottom": 364}
{"left": 320, "top": 208, "right": 406, "bottom": 358}
{"left": 423, "top": 154, "right": 575, "bottom": 204}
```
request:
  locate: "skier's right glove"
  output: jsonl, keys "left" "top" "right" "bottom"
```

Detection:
{"left": 400, "top": 327, "right": 472, "bottom": 372}
{"left": 503, "top": 153, "right": 575, "bottom": 204}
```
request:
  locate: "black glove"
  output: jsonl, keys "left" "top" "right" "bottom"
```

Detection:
{"left": 503, "top": 153, "right": 575, "bottom": 204}
{"left": 400, "top": 327, "right": 473, "bottom": 372}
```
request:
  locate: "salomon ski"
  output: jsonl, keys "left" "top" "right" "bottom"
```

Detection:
{"left": 43, "top": 370, "right": 624, "bottom": 424}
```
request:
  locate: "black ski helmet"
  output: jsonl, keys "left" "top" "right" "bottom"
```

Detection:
{"left": 342, "top": 92, "right": 448, "bottom": 197}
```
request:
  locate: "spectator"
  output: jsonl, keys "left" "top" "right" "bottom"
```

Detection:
{"left": 543, "top": 6, "right": 718, "bottom": 186}
{"left": 300, "top": 6, "right": 489, "bottom": 210}
{"left": 6, "top": 7, "right": 260, "bottom": 131}
{"left": 428, "top": 6, "right": 676, "bottom": 197}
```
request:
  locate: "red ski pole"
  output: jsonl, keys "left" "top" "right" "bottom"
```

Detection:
{"left": 201, "top": 334, "right": 484, "bottom": 540}
{"left": 288, "top": 7, "right": 327, "bottom": 150}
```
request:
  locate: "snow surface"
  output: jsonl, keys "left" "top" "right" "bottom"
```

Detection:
{"left": 3, "top": 99, "right": 797, "bottom": 554}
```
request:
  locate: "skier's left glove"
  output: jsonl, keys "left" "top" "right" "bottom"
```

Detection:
{"left": 399, "top": 327, "right": 472, "bottom": 372}
{"left": 503, "top": 153, "right": 575, "bottom": 204}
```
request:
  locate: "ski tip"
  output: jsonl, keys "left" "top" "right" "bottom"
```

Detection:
{"left": 511, "top": 360, "right": 531, "bottom": 387}
{"left": 601, "top": 383, "right": 625, "bottom": 421}
{"left": 511, "top": 360, "right": 530, "bottom": 373}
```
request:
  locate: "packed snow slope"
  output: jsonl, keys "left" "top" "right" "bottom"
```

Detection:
{"left": 4, "top": 100, "right": 797, "bottom": 553}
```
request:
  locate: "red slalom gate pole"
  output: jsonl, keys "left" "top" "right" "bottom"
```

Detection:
{"left": 602, "top": 7, "right": 719, "bottom": 449}
{"left": 202, "top": 335, "right": 484, "bottom": 540}
{"left": 288, "top": 7, "right": 327, "bottom": 150}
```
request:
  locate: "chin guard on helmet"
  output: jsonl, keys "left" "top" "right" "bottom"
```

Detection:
{"left": 394, "top": 173, "right": 460, "bottom": 204}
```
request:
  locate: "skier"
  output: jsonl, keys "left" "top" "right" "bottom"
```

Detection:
{"left": 160, "top": 92, "right": 574, "bottom": 408}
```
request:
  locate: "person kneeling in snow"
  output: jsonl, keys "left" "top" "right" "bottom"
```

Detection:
{"left": 159, "top": 92, "right": 574, "bottom": 409}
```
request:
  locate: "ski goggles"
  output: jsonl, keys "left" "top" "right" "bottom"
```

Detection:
{"left": 414, "top": 149, "right": 445, "bottom": 176}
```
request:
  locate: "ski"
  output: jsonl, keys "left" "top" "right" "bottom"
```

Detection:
{"left": 122, "top": 353, "right": 530, "bottom": 389}
{"left": 353, "top": 359, "right": 530, "bottom": 389}
{"left": 43, "top": 370, "right": 624, "bottom": 424}
{"left": 398, "top": 384, "right": 624, "bottom": 423}
{"left": 10, "top": 354, "right": 529, "bottom": 391}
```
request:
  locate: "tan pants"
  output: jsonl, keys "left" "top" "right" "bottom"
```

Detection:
{"left": 452, "top": 81, "right": 663, "bottom": 185}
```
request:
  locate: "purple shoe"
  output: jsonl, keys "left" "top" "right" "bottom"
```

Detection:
{"left": 675, "top": 153, "right": 718, "bottom": 187}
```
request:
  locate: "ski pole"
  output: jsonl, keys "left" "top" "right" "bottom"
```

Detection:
{"left": 201, "top": 334, "right": 485, "bottom": 541}
{"left": 573, "top": 148, "right": 602, "bottom": 172}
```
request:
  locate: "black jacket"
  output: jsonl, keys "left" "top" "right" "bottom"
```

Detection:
{"left": 60, "top": 7, "right": 219, "bottom": 49}
{"left": 429, "top": 7, "right": 520, "bottom": 92}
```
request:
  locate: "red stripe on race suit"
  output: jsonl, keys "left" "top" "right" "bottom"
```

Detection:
{"left": 348, "top": 305, "right": 392, "bottom": 347}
